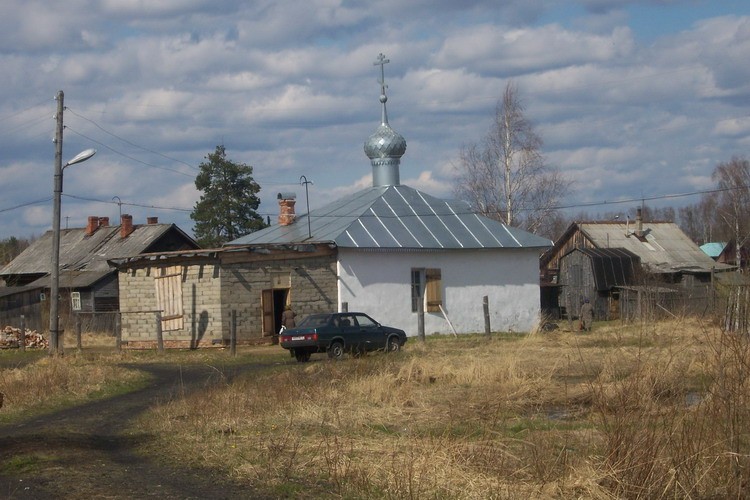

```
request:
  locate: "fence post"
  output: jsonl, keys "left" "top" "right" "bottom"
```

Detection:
{"left": 115, "top": 313, "right": 122, "bottom": 352}
{"left": 156, "top": 311, "right": 164, "bottom": 353}
{"left": 230, "top": 309, "right": 237, "bottom": 357}
{"left": 19, "top": 314, "right": 26, "bottom": 352}
{"left": 75, "top": 313, "right": 82, "bottom": 351}
{"left": 483, "top": 295, "right": 491, "bottom": 336}
{"left": 417, "top": 295, "right": 425, "bottom": 342}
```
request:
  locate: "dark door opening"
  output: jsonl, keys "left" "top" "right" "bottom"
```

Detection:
{"left": 262, "top": 288, "right": 291, "bottom": 344}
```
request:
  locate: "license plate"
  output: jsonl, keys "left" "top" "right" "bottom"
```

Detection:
{"left": 291, "top": 336, "right": 305, "bottom": 341}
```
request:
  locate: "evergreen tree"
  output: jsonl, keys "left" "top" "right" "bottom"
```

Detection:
{"left": 191, "top": 145, "right": 266, "bottom": 247}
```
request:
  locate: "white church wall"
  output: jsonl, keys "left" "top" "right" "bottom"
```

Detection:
{"left": 337, "top": 248, "right": 542, "bottom": 336}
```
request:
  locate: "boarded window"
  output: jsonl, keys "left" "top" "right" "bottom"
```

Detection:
{"left": 155, "top": 265, "right": 184, "bottom": 331}
{"left": 425, "top": 268, "right": 442, "bottom": 313}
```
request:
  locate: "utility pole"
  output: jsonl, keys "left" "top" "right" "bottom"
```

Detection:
{"left": 49, "top": 90, "right": 65, "bottom": 355}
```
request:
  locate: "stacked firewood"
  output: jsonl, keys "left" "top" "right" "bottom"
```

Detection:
{"left": 1, "top": 326, "right": 48, "bottom": 349}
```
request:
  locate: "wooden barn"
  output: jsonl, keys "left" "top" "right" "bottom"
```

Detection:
{"left": 541, "top": 209, "right": 732, "bottom": 320}
{"left": 558, "top": 247, "right": 640, "bottom": 321}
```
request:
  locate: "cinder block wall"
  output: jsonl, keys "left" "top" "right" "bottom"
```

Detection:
{"left": 118, "top": 262, "right": 223, "bottom": 347}
{"left": 221, "top": 255, "right": 337, "bottom": 341}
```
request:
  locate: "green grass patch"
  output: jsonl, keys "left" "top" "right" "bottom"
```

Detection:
{"left": 0, "top": 453, "right": 54, "bottom": 474}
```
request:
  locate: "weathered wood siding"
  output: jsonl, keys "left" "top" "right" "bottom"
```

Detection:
{"left": 558, "top": 250, "right": 601, "bottom": 320}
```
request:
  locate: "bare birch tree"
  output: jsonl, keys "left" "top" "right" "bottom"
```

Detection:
{"left": 453, "top": 82, "right": 568, "bottom": 238}
{"left": 713, "top": 156, "right": 750, "bottom": 270}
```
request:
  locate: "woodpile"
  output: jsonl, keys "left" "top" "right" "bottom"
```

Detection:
{"left": 1, "top": 326, "right": 48, "bottom": 349}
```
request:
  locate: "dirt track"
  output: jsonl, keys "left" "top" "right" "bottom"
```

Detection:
{"left": 0, "top": 363, "right": 272, "bottom": 499}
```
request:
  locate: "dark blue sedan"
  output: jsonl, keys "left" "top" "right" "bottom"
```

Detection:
{"left": 279, "top": 312, "right": 407, "bottom": 362}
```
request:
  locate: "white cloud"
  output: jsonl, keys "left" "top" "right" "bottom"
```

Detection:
{"left": 2, "top": 2, "right": 750, "bottom": 240}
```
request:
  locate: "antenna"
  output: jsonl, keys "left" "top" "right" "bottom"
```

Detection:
{"left": 299, "top": 175, "right": 313, "bottom": 239}
{"left": 112, "top": 196, "right": 123, "bottom": 220}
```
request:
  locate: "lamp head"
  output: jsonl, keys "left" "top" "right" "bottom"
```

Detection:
{"left": 65, "top": 148, "right": 96, "bottom": 167}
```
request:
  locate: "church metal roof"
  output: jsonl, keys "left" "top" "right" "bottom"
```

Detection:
{"left": 229, "top": 185, "right": 551, "bottom": 250}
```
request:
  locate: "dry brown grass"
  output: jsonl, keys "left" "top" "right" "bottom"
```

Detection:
{"left": 134, "top": 317, "right": 750, "bottom": 498}
{"left": 5, "top": 318, "right": 746, "bottom": 498}
{"left": 0, "top": 353, "right": 147, "bottom": 420}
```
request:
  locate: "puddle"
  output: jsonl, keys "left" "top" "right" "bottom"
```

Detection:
{"left": 685, "top": 391, "right": 702, "bottom": 407}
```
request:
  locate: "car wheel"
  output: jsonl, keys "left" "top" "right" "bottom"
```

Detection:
{"left": 386, "top": 336, "right": 401, "bottom": 352}
{"left": 328, "top": 341, "right": 345, "bottom": 360}
{"left": 295, "top": 351, "right": 311, "bottom": 363}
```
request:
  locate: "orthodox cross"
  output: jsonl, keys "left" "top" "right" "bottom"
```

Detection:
{"left": 374, "top": 53, "right": 390, "bottom": 97}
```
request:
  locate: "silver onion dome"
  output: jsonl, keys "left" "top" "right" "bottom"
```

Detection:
{"left": 364, "top": 54, "right": 406, "bottom": 186}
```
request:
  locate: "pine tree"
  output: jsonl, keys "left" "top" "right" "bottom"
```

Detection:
{"left": 191, "top": 145, "right": 266, "bottom": 247}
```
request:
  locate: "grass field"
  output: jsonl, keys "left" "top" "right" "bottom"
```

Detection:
{"left": 2, "top": 318, "right": 749, "bottom": 498}
{"left": 136, "top": 318, "right": 750, "bottom": 499}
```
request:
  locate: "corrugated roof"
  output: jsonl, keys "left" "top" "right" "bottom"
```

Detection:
{"left": 579, "top": 222, "right": 725, "bottom": 273}
{"left": 26, "top": 270, "right": 112, "bottom": 289}
{"left": 1, "top": 224, "right": 193, "bottom": 277}
{"left": 573, "top": 247, "right": 641, "bottom": 291}
{"left": 230, "top": 185, "right": 551, "bottom": 249}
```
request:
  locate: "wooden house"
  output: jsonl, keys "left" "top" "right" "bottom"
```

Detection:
{"left": 541, "top": 209, "right": 731, "bottom": 320}
{"left": 0, "top": 215, "right": 198, "bottom": 332}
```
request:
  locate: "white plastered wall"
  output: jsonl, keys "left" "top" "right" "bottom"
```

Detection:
{"left": 336, "top": 248, "right": 542, "bottom": 336}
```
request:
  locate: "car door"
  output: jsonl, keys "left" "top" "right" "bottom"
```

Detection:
{"left": 336, "top": 314, "right": 361, "bottom": 350}
{"left": 353, "top": 313, "right": 384, "bottom": 351}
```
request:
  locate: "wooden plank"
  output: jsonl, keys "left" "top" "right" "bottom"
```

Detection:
{"left": 261, "top": 289, "right": 274, "bottom": 335}
{"left": 155, "top": 265, "right": 184, "bottom": 331}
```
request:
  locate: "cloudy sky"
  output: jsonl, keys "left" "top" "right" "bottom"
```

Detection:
{"left": 1, "top": 0, "right": 749, "bottom": 240}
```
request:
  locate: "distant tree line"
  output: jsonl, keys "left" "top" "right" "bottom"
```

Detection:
{"left": 0, "top": 236, "right": 32, "bottom": 267}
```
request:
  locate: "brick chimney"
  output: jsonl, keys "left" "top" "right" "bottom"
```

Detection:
{"left": 277, "top": 192, "right": 297, "bottom": 226}
{"left": 86, "top": 216, "right": 99, "bottom": 236}
{"left": 98, "top": 217, "right": 109, "bottom": 227}
{"left": 635, "top": 207, "right": 643, "bottom": 237}
{"left": 120, "top": 214, "right": 134, "bottom": 238}
{"left": 147, "top": 216, "right": 159, "bottom": 224}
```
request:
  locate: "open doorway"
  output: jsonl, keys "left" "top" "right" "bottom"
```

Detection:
{"left": 261, "top": 288, "right": 290, "bottom": 343}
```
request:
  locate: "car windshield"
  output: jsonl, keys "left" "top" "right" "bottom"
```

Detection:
{"left": 297, "top": 314, "right": 331, "bottom": 328}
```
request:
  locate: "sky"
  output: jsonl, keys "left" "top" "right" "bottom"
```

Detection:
{"left": 1, "top": 0, "right": 750, "bottom": 241}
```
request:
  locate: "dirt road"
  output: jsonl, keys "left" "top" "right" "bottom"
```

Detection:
{"left": 0, "top": 363, "right": 272, "bottom": 499}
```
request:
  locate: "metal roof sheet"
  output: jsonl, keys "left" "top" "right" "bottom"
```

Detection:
{"left": 700, "top": 242, "right": 726, "bottom": 259}
{"left": 229, "top": 185, "right": 552, "bottom": 249}
{"left": 0, "top": 224, "right": 192, "bottom": 277}
{"left": 579, "top": 222, "right": 725, "bottom": 273}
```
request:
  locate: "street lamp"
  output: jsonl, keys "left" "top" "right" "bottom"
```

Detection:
{"left": 49, "top": 90, "right": 96, "bottom": 354}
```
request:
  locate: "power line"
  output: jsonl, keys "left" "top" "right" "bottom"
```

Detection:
{"left": 63, "top": 194, "right": 193, "bottom": 212}
{"left": 65, "top": 107, "right": 198, "bottom": 170}
{"left": 0, "top": 98, "right": 52, "bottom": 124}
{"left": 64, "top": 126, "right": 195, "bottom": 178}
{"left": 0, "top": 197, "right": 52, "bottom": 214}
{"left": 5, "top": 176, "right": 748, "bottom": 220}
